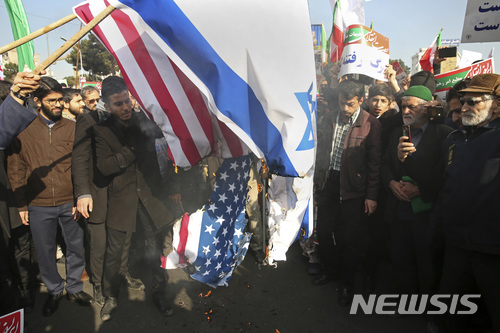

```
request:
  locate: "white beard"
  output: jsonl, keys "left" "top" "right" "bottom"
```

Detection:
{"left": 462, "top": 108, "right": 491, "bottom": 126}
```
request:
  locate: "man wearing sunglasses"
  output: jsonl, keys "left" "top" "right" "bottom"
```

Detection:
{"left": 7, "top": 77, "right": 92, "bottom": 316}
{"left": 433, "top": 73, "right": 500, "bottom": 332}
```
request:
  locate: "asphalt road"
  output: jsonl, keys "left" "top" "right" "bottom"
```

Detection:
{"left": 23, "top": 242, "right": 427, "bottom": 333}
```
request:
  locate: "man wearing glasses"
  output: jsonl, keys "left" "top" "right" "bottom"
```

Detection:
{"left": 433, "top": 74, "right": 500, "bottom": 332}
{"left": 7, "top": 77, "right": 92, "bottom": 317}
{"left": 81, "top": 85, "right": 100, "bottom": 112}
{"left": 382, "top": 86, "right": 452, "bottom": 316}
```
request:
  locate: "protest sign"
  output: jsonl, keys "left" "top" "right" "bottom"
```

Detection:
{"left": 0, "top": 309, "right": 23, "bottom": 333}
{"left": 462, "top": 0, "right": 500, "bottom": 43}
{"left": 338, "top": 24, "right": 389, "bottom": 81}
{"left": 435, "top": 58, "right": 494, "bottom": 99}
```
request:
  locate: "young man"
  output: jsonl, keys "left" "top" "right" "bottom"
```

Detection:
{"left": 7, "top": 77, "right": 92, "bottom": 317}
{"left": 314, "top": 80, "right": 382, "bottom": 306}
{"left": 62, "top": 88, "right": 86, "bottom": 121}
{"left": 95, "top": 76, "right": 175, "bottom": 321}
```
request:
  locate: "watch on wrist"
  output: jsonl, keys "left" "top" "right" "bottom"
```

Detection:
{"left": 11, "top": 90, "right": 31, "bottom": 104}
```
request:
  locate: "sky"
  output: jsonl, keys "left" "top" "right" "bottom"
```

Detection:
{"left": 1, "top": 0, "right": 499, "bottom": 79}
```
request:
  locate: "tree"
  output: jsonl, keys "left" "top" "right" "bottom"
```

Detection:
{"left": 389, "top": 58, "right": 410, "bottom": 75}
{"left": 66, "top": 34, "right": 118, "bottom": 80}
{"left": 63, "top": 76, "right": 76, "bottom": 88}
{"left": 4, "top": 62, "right": 18, "bottom": 82}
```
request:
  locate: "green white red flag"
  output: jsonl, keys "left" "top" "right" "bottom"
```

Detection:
{"left": 419, "top": 29, "right": 443, "bottom": 74}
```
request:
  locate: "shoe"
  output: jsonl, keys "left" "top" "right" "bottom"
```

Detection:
{"left": 153, "top": 291, "right": 174, "bottom": 317}
{"left": 100, "top": 297, "right": 118, "bottom": 322}
{"left": 92, "top": 285, "right": 105, "bottom": 306}
{"left": 311, "top": 273, "right": 337, "bottom": 286}
{"left": 338, "top": 287, "right": 353, "bottom": 307}
{"left": 42, "top": 292, "right": 63, "bottom": 316}
{"left": 67, "top": 291, "right": 92, "bottom": 305}
{"left": 122, "top": 274, "right": 145, "bottom": 291}
{"left": 20, "top": 289, "right": 35, "bottom": 314}
{"left": 307, "top": 263, "right": 322, "bottom": 275}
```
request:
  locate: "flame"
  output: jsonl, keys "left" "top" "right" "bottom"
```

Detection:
{"left": 174, "top": 164, "right": 178, "bottom": 174}
{"left": 203, "top": 290, "right": 212, "bottom": 297}
{"left": 276, "top": 330, "right": 280, "bottom": 333}
{"left": 207, "top": 316, "right": 211, "bottom": 322}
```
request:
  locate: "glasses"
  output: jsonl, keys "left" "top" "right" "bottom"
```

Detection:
{"left": 401, "top": 104, "right": 422, "bottom": 112}
{"left": 44, "top": 97, "right": 64, "bottom": 106}
{"left": 87, "top": 98, "right": 100, "bottom": 104}
{"left": 460, "top": 96, "right": 496, "bottom": 106}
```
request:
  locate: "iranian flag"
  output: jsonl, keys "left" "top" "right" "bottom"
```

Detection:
{"left": 329, "top": 0, "right": 344, "bottom": 62}
{"left": 420, "top": 29, "right": 443, "bottom": 74}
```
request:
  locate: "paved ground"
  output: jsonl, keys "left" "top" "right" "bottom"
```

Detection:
{"left": 23, "top": 242, "right": 428, "bottom": 333}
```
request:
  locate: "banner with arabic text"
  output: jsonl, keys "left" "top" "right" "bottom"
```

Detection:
{"left": 435, "top": 58, "right": 495, "bottom": 100}
{"left": 338, "top": 24, "right": 389, "bottom": 81}
{"left": 462, "top": 0, "right": 500, "bottom": 43}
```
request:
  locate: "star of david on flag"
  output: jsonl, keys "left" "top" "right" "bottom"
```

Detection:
{"left": 163, "top": 155, "right": 252, "bottom": 288}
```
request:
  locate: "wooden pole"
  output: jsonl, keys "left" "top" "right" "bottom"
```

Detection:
{"left": 0, "top": 13, "right": 77, "bottom": 55}
{"left": 12, "top": 4, "right": 115, "bottom": 93}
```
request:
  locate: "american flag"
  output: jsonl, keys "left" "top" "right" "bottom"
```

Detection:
{"left": 163, "top": 156, "right": 252, "bottom": 288}
{"left": 74, "top": 0, "right": 249, "bottom": 168}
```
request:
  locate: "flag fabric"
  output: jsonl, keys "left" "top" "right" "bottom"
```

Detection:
{"left": 74, "top": 0, "right": 316, "bottom": 178}
{"left": 320, "top": 24, "right": 328, "bottom": 64}
{"left": 489, "top": 47, "right": 495, "bottom": 58}
{"left": 329, "top": 0, "right": 344, "bottom": 62}
{"left": 162, "top": 156, "right": 252, "bottom": 288}
{"left": 267, "top": 170, "right": 314, "bottom": 264}
{"left": 328, "top": 0, "right": 365, "bottom": 63}
{"left": 420, "top": 29, "right": 443, "bottom": 74}
{"left": 4, "top": 0, "right": 35, "bottom": 72}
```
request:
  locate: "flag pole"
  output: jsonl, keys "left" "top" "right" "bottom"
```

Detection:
{"left": 11, "top": 4, "right": 115, "bottom": 92}
{"left": 0, "top": 13, "right": 78, "bottom": 55}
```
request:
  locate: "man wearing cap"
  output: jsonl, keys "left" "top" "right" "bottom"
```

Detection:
{"left": 381, "top": 85, "right": 452, "bottom": 301}
{"left": 432, "top": 73, "right": 500, "bottom": 332}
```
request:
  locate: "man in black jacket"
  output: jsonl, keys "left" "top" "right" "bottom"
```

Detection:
{"left": 382, "top": 85, "right": 452, "bottom": 304}
{"left": 95, "top": 76, "right": 174, "bottom": 321}
{"left": 433, "top": 74, "right": 500, "bottom": 332}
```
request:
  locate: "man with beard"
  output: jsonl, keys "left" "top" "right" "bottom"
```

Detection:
{"left": 382, "top": 86, "right": 452, "bottom": 315}
{"left": 62, "top": 88, "right": 86, "bottom": 121}
{"left": 7, "top": 77, "right": 92, "bottom": 316}
{"left": 432, "top": 74, "right": 500, "bottom": 332}
{"left": 95, "top": 76, "right": 175, "bottom": 321}
{"left": 81, "top": 85, "right": 100, "bottom": 112}
{"left": 314, "top": 80, "right": 382, "bottom": 306}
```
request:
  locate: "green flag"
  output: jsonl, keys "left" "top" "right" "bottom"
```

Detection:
{"left": 4, "top": 0, "right": 35, "bottom": 71}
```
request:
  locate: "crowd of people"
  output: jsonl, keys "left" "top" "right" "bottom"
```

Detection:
{"left": 0, "top": 61, "right": 499, "bottom": 333}
{"left": 312, "top": 64, "right": 500, "bottom": 332}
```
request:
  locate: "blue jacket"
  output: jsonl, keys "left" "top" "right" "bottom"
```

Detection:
{"left": 0, "top": 94, "right": 37, "bottom": 150}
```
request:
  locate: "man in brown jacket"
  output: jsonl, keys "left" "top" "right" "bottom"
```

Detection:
{"left": 7, "top": 77, "right": 92, "bottom": 316}
{"left": 95, "top": 76, "right": 174, "bottom": 321}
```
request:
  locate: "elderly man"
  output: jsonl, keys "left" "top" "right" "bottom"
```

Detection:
{"left": 433, "top": 74, "right": 500, "bottom": 332}
{"left": 382, "top": 86, "right": 452, "bottom": 301}
{"left": 81, "top": 85, "right": 100, "bottom": 112}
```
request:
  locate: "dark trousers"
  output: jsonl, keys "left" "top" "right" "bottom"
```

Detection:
{"left": 390, "top": 215, "right": 437, "bottom": 295}
{"left": 9, "top": 225, "right": 36, "bottom": 291}
{"left": 316, "top": 171, "right": 368, "bottom": 289}
{"left": 439, "top": 245, "right": 500, "bottom": 333}
{"left": 87, "top": 222, "right": 131, "bottom": 287}
{"left": 102, "top": 200, "right": 169, "bottom": 298}
{"left": 29, "top": 202, "right": 85, "bottom": 295}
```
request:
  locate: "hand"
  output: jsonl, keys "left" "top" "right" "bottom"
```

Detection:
{"left": 384, "top": 65, "right": 400, "bottom": 93}
{"left": 77, "top": 197, "right": 93, "bottom": 219}
{"left": 72, "top": 206, "right": 82, "bottom": 221}
{"left": 401, "top": 76, "right": 411, "bottom": 92}
{"left": 364, "top": 199, "right": 377, "bottom": 216}
{"left": 168, "top": 193, "right": 182, "bottom": 204}
{"left": 11, "top": 70, "right": 47, "bottom": 98}
{"left": 389, "top": 180, "right": 410, "bottom": 202}
{"left": 400, "top": 182, "right": 420, "bottom": 200}
{"left": 19, "top": 211, "right": 29, "bottom": 225}
{"left": 397, "top": 136, "right": 416, "bottom": 163}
